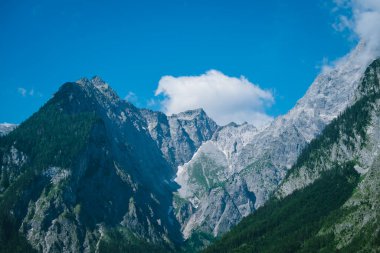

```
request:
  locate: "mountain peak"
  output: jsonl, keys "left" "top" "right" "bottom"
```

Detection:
{"left": 75, "top": 76, "right": 120, "bottom": 104}
{"left": 171, "top": 108, "right": 207, "bottom": 120}
{"left": 76, "top": 75, "right": 108, "bottom": 89}
{"left": 90, "top": 75, "right": 110, "bottom": 90}
{"left": 0, "top": 123, "right": 17, "bottom": 136}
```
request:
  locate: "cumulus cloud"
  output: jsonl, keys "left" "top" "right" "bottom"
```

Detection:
{"left": 155, "top": 70, "right": 274, "bottom": 128}
{"left": 333, "top": 0, "right": 380, "bottom": 58}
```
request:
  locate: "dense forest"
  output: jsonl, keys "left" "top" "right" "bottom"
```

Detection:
{"left": 0, "top": 95, "right": 98, "bottom": 253}
{"left": 202, "top": 164, "right": 360, "bottom": 253}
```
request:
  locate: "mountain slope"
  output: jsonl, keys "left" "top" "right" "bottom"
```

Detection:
{"left": 203, "top": 165, "right": 360, "bottom": 253}
{"left": 0, "top": 77, "right": 183, "bottom": 252}
{"left": 203, "top": 58, "right": 380, "bottom": 253}
{"left": 277, "top": 58, "right": 380, "bottom": 197}
{"left": 0, "top": 123, "right": 17, "bottom": 136}
{"left": 175, "top": 42, "right": 376, "bottom": 239}
{"left": 140, "top": 108, "right": 218, "bottom": 168}
{"left": 175, "top": 123, "right": 258, "bottom": 239}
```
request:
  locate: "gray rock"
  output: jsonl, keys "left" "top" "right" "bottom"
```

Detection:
{"left": 0, "top": 123, "right": 17, "bottom": 136}
{"left": 174, "top": 41, "right": 376, "bottom": 238}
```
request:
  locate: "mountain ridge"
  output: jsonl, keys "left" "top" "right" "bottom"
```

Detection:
{"left": 202, "top": 57, "right": 380, "bottom": 253}
{"left": 173, "top": 41, "right": 377, "bottom": 239}
{"left": 0, "top": 78, "right": 180, "bottom": 252}
{"left": 1, "top": 44, "right": 379, "bottom": 252}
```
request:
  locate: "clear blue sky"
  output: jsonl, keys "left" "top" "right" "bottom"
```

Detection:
{"left": 0, "top": 0, "right": 356, "bottom": 124}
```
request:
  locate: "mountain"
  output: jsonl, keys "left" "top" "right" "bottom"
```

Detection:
{"left": 175, "top": 122, "right": 259, "bottom": 239}
{"left": 203, "top": 58, "right": 380, "bottom": 253}
{"left": 0, "top": 123, "right": 17, "bottom": 136}
{"left": 1, "top": 43, "right": 377, "bottom": 253}
{"left": 140, "top": 108, "right": 218, "bottom": 168}
{"left": 174, "top": 42, "right": 376, "bottom": 240}
{"left": 0, "top": 77, "right": 217, "bottom": 253}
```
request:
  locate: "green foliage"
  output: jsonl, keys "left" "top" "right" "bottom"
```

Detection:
{"left": 0, "top": 211, "right": 37, "bottom": 253}
{"left": 287, "top": 61, "right": 380, "bottom": 179}
{"left": 173, "top": 192, "right": 188, "bottom": 207}
{"left": 301, "top": 209, "right": 380, "bottom": 253}
{"left": 173, "top": 193, "right": 191, "bottom": 218}
{"left": 241, "top": 157, "right": 274, "bottom": 176}
{"left": 187, "top": 154, "right": 226, "bottom": 195}
{"left": 0, "top": 98, "right": 98, "bottom": 210}
{"left": 182, "top": 231, "right": 216, "bottom": 252}
{"left": 0, "top": 101, "right": 98, "bottom": 168}
{"left": 204, "top": 61, "right": 380, "bottom": 253}
{"left": 0, "top": 93, "right": 99, "bottom": 252}
{"left": 74, "top": 203, "right": 82, "bottom": 215}
{"left": 358, "top": 59, "right": 380, "bottom": 96}
{"left": 98, "top": 227, "right": 170, "bottom": 253}
{"left": 203, "top": 164, "right": 360, "bottom": 253}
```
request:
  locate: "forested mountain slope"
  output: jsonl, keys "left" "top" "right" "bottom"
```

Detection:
{"left": 203, "top": 59, "right": 380, "bottom": 253}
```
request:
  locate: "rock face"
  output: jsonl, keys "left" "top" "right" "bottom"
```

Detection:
{"left": 174, "top": 42, "right": 377, "bottom": 238}
{"left": 202, "top": 58, "right": 380, "bottom": 253}
{"left": 140, "top": 108, "right": 218, "bottom": 168}
{"left": 277, "top": 58, "right": 380, "bottom": 198}
{"left": 0, "top": 77, "right": 219, "bottom": 253}
{"left": 1, "top": 42, "right": 378, "bottom": 252}
{"left": 0, "top": 123, "right": 17, "bottom": 136}
{"left": 275, "top": 58, "right": 380, "bottom": 251}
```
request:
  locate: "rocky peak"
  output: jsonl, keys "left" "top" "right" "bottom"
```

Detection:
{"left": 171, "top": 108, "right": 207, "bottom": 121}
{"left": 0, "top": 77, "right": 184, "bottom": 252}
{"left": 141, "top": 108, "right": 218, "bottom": 168}
{"left": 275, "top": 41, "right": 374, "bottom": 143}
{"left": 0, "top": 123, "right": 17, "bottom": 136}
{"left": 173, "top": 42, "right": 376, "bottom": 239}
{"left": 76, "top": 76, "right": 120, "bottom": 106}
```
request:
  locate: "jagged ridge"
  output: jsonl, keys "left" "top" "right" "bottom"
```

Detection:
{"left": 174, "top": 42, "right": 375, "bottom": 240}
{"left": 0, "top": 76, "right": 221, "bottom": 253}
{"left": 202, "top": 58, "right": 380, "bottom": 253}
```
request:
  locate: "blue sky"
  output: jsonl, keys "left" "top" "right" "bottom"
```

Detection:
{"left": 0, "top": 0, "right": 357, "bottom": 124}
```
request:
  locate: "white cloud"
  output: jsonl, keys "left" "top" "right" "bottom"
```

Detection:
{"left": 332, "top": 15, "right": 353, "bottom": 32}
{"left": 353, "top": 0, "right": 380, "bottom": 56}
{"left": 17, "top": 87, "right": 27, "bottom": 97}
{"left": 125, "top": 91, "right": 138, "bottom": 103}
{"left": 155, "top": 70, "right": 274, "bottom": 128}
{"left": 17, "top": 87, "right": 42, "bottom": 97}
{"left": 333, "top": 0, "right": 380, "bottom": 58}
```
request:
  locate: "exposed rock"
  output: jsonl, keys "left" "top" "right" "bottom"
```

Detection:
{"left": 140, "top": 108, "right": 218, "bottom": 168}
{"left": 0, "top": 123, "right": 17, "bottom": 136}
{"left": 174, "top": 42, "right": 376, "bottom": 238}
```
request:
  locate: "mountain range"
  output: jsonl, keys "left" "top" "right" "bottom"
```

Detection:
{"left": 203, "top": 57, "right": 380, "bottom": 253}
{"left": 174, "top": 41, "right": 375, "bottom": 240}
{"left": 0, "top": 42, "right": 379, "bottom": 253}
